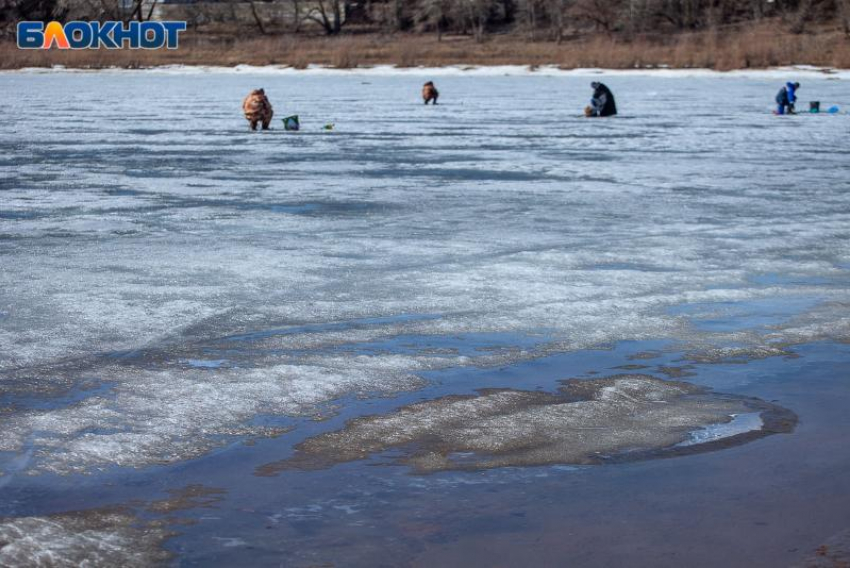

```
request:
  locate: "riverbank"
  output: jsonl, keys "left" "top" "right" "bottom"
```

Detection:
{"left": 2, "top": 26, "right": 849, "bottom": 70}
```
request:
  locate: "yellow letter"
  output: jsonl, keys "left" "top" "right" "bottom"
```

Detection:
{"left": 42, "top": 21, "right": 70, "bottom": 49}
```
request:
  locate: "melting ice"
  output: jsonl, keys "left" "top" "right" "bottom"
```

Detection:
{"left": 0, "top": 70, "right": 848, "bottom": 473}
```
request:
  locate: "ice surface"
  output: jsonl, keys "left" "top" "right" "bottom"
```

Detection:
{"left": 677, "top": 412, "right": 763, "bottom": 447}
{"left": 0, "top": 363, "right": 425, "bottom": 473}
{"left": 259, "top": 375, "right": 783, "bottom": 473}
{"left": 0, "top": 70, "right": 848, "bottom": 473}
{"left": 0, "top": 510, "right": 171, "bottom": 567}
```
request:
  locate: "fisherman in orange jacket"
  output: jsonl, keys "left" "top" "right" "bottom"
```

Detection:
{"left": 242, "top": 88, "right": 274, "bottom": 130}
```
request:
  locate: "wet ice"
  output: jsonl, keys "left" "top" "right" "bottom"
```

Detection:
{"left": 259, "top": 375, "right": 791, "bottom": 474}
{"left": 0, "top": 69, "right": 848, "bottom": 474}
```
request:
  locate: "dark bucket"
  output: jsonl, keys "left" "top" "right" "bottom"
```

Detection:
{"left": 810, "top": 101, "right": 821, "bottom": 113}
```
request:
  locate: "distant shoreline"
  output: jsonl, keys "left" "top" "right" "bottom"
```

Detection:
{"left": 2, "top": 27, "right": 849, "bottom": 71}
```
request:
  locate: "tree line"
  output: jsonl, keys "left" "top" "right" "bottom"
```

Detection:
{"left": 2, "top": 0, "right": 848, "bottom": 39}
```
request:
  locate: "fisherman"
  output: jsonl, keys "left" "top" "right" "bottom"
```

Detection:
{"left": 422, "top": 81, "right": 439, "bottom": 105}
{"left": 242, "top": 88, "right": 274, "bottom": 130}
{"left": 775, "top": 82, "right": 800, "bottom": 115}
{"left": 587, "top": 82, "right": 617, "bottom": 117}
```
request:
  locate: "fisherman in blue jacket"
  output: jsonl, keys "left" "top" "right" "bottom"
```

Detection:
{"left": 775, "top": 82, "right": 800, "bottom": 115}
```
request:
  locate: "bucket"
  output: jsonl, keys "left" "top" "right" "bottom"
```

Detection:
{"left": 809, "top": 101, "right": 820, "bottom": 113}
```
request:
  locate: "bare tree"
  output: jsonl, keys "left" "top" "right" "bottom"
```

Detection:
{"left": 126, "top": 0, "right": 155, "bottom": 22}
{"left": 789, "top": 0, "right": 812, "bottom": 33}
{"left": 704, "top": 0, "right": 734, "bottom": 30}
{"left": 626, "top": 0, "right": 655, "bottom": 35}
{"left": 305, "top": 0, "right": 346, "bottom": 34}
{"left": 517, "top": 0, "right": 545, "bottom": 40}
{"left": 548, "top": 0, "right": 570, "bottom": 42}
{"left": 749, "top": 0, "right": 768, "bottom": 20}
{"left": 0, "top": 0, "right": 67, "bottom": 34}
{"left": 390, "top": 0, "right": 409, "bottom": 30}
{"left": 469, "top": 0, "right": 494, "bottom": 41}
{"left": 415, "top": 0, "right": 452, "bottom": 39}
{"left": 248, "top": 0, "right": 267, "bottom": 34}
{"left": 655, "top": 0, "right": 703, "bottom": 30}
{"left": 290, "top": 0, "right": 303, "bottom": 32}
{"left": 572, "top": 0, "right": 623, "bottom": 32}
{"left": 840, "top": 0, "right": 850, "bottom": 36}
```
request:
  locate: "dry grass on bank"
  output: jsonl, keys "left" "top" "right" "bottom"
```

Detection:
{"left": 2, "top": 25, "right": 849, "bottom": 70}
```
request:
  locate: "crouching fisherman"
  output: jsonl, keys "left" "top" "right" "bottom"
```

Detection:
{"left": 775, "top": 82, "right": 800, "bottom": 115}
{"left": 243, "top": 88, "right": 274, "bottom": 130}
{"left": 422, "top": 81, "right": 439, "bottom": 105}
{"left": 586, "top": 82, "right": 617, "bottom": 117}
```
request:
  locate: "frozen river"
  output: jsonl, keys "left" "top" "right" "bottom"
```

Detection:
{"left": 0, "top": 69, "right": 849, "bottom": 566}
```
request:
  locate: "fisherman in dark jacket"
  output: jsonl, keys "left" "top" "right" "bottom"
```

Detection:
{"left": 588, "top": 82, "right": 617, "bottom": 117}
{"left": 775, "top": 82, "right": 800, "bottom": 115}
